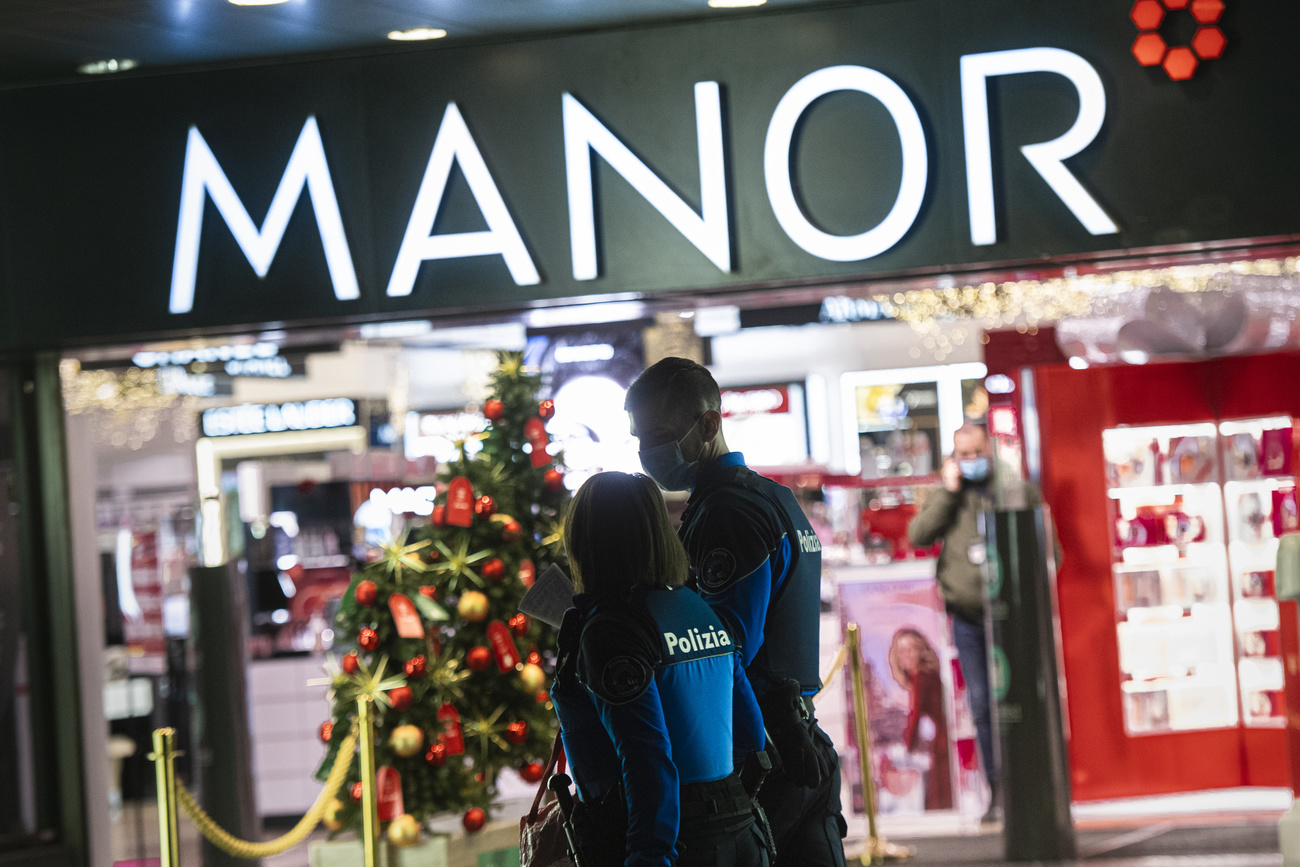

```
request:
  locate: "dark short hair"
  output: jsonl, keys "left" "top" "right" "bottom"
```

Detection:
{"left": 563, "top": 472, "right": 689, "bottom": 597}
{"left": 624, "top": 357, "right": 721, "bottom": 428}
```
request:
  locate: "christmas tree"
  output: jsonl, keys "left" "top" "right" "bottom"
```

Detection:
{"left": 317, "top": 351, "right": 569, "bottom": 846}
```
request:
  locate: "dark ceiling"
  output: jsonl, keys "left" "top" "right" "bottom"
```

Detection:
{"left": 0, "top": 0, "right": 834, "bottom": 87}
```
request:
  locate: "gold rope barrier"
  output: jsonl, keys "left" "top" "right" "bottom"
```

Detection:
{"left": 151, "top": 717, "right": 362, "bottom": 862}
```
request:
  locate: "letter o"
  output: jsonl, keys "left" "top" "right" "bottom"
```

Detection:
{"left": 764, "top": 65, "right": 928, "bottom": 262}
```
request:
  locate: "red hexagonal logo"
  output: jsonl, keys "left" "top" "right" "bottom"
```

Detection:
{"left": 1163, "top": 46, "right": 1198, "bottom": 80}
{"left": 1130, "top": 0, "right": 1166, "bottom": 29}
{"left": 1132, "top": 32, "right": 1168, "bottom": 66}
{"left": 1191, "top": 26, "right": 1226, "bottom": 59}
{"left": 1130, "top": 0, "right": 1226, "bottom": 80}
{"left": 1191, "top": 0, "right": 1224, "bottom": 23}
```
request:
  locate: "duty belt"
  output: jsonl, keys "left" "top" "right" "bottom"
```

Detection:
{"left": 679, "top": 773, "right": 753, "bottom": 820}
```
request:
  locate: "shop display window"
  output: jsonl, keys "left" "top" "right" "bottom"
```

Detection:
{"left": 1103, "top": 417, "right": 1294, "bottom": 735}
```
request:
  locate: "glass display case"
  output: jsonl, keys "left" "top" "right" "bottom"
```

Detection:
{"left": 1103, "top": 417, "right": 1294, "bottom": 735}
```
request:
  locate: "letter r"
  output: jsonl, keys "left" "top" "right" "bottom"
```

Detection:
{"left": 960, "top": 47, "right": 1118, "bottom": 246}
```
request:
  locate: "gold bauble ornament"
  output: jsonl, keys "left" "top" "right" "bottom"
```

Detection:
{"left": 458, "top": 591, "right": 490, "bottom": 622}
{"left": 388, "top": 813, "right": 421, "bottom": 848}
{"left": 519, "top": 663, "right": 546, "bottom": 692}
{"left": 389, "top": 724, "right": 425, "bottom": 758}
{"left": 323, "top": 798, "right": 346, "bottom": 831}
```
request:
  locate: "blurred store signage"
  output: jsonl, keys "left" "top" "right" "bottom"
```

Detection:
{"left": 404, "top": 410, "right": 488, "bottom": 463}
{"left": 721, "top": 386, "right": 790, "bottom": 417}
{"left": 201, "top": 398, "right": 357, "bottom": 437}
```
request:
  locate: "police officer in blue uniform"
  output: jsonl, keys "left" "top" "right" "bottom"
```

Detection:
{"left": 626, "top": 358, "right": 847, "bottom": 867}
{"left": 551, "top": 471, "right": 770, "bottom": 867}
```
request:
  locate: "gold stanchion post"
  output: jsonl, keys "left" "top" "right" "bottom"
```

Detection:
{"left": 846, "top": 623, "right": 914, "bottom": 865}
{"left": 150, "top": 728, "right": 182, "bottom": 867}
{"left": 358, "top": 697, "right": 380, "bottom": 867}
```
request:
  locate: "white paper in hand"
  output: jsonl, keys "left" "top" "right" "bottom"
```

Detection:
{"left": 518, "top": 563, "right": 575, "bottom": 628}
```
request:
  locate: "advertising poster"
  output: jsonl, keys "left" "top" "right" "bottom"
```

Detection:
{"left": 125, "top": 531, "right": 167, "bottom": 675}
{"left": 838, "top": 576, "right": 977, "bottom": 816}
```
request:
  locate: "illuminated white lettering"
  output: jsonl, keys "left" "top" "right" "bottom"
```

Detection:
{"left": 170, "top": 117, "right": 359, "bottom": 314}
{"left": 563, "top": 82, "right": 730, "bottom": 280}
{"left": 961, "top": 47, "right": 1118, "bottom": 246}
{"left": 764, "top": 65, "right": 928, "bottom": 262}
{"left": 387, "top": 103, "right": 540, "bottom": 297}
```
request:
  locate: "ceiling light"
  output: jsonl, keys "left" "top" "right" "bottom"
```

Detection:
{"left": 228, "top": 0, "right": 290, "bottom": 5}
{"left": 77, "top": 58, "right": 138, "bottom": 75}
{"left": 388, "top": 27, "right": 447, "bottom": 41}
{"left": 708, "top": 0, "right": 766, "bottom": 7}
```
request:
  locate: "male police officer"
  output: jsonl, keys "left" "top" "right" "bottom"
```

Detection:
{"left": 626, "top": 358, "right": 846, "bottom": 867}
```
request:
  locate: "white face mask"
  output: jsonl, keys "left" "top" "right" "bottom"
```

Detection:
{"left": 637, "top": 416, "right": 704, "bottom": 491}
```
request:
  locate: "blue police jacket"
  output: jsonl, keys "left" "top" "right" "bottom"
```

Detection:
{"left": 550, "top": 584, "right": 764, "bottom": 867}
{"left": 679, "top": 453, "right": 823, "bottom": 697}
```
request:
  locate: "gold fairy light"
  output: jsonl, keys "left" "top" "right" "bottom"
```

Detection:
{"left": 869, "top": 257, "right": 1300, "bottom": 339}
{"left": 59, "top": 359, "right": 198, "bottom": 450}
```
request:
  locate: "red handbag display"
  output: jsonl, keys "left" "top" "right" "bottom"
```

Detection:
{"left": 519, "top": 734, "right": 573, "bottom": 867}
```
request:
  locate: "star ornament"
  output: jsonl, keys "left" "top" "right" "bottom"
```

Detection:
{"left": 330, "top": 655, "right": 408, "bottom": 710}
{"left": 430, "top": 655, "right": 471, "bottom": 702}
{"left": 378, "top": 531, "right": 432, "bottom": 582}
{"left": 430, "top": 536, "right": 493, "bottom": 594}
{"left": 463, "top": 705, "right": 510, "bottom": 760}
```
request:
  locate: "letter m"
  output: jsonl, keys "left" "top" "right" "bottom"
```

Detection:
{"left": 170, "top": 117, "right": 360, "bottom": 314}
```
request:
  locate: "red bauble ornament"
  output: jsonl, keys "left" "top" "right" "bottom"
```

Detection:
{"left": 350, "top": 782, "right": 364, "bottom": 802}
{"left": 467, "top": 646, "right": 492, "bottom": 672}
{"left": 319, "top": 721, "right": 334, "bottom": 744}
{"left": 355, "top": 580, "right": 378, "bottom": 607}
{"left": 508, "top": 613, "right": 529, "bottom": 637}
{"left": 431, "top": 504, "right": 446, "bottom": 526}
{"left": 405, "top": 655, "right": 427, "bottom": 678}
{"left": 425, "top": 742, "right": 447, "bottom": 766}
{"left": 544, "top": 469, "right": 564, "bottom": 491}
{"left": 538, "top": 399, "right": 555, "bottom": 421}
{"left": 520, "top": 762, "right": 545, "bottom": 784}
{"left": 473, "top": 495, "right": 496, "bottom": 517}
{"left": 500, "top": 519, "right": 523, "bottom": 542}
{"left": 481, "top": 558, "right": 505, "bottom": 583}
{"left": 474, "top": 772, "right": 486, "bottom": 783}
{"left": 418, "top": 585, "right": 437, "bottom": 599}
{"left": 389, "top": 685, "right": 414, "bottom": 713}
{"left": 526, "top": 650, "right": 542, "bottom": 666}
{"left": 484, "top": 399, "right": 505, "bottom": 421}
{"left": 535, "top": 690, "right": 550, "bottom": 704}
{"left": 358, "top": 628, "right": 380, "bottom": 651}
{"left": 342, "top": 652, "right": 360, "bottom": 674}
{"left": 463, "top": 808, "right": 486, "bottom": 834}
{"left": 505, "top": 721, "right": 528, "bottom": 745}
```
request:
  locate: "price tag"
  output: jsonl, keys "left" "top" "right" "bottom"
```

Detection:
{"left": 445, "top": 476, "right": 475, "bottom": 527}
{"left": 389, "top": 594, "right": 426, "bottom": 639}
{"left": 487, "top": 620, "right": 522, "bottom": 672}
{"left": 376, "top": 766, "right": 404, "bottom": 822}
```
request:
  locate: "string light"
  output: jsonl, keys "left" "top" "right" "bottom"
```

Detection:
{"left": 60, "top": 359, "right": 198, "bottom": 450}
{"left": 869, "top": 256, "right": 1300, "bottom": 343}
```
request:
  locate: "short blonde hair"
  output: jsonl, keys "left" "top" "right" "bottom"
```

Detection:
{"left": 563, "top": 472, "right": 689, "bottom": 596}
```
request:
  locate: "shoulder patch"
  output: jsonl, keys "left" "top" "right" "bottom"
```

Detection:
{"left": 699, "top": 547, "right": 738, "bottom": 593}
{"left": 594, "top": 655, "right": 653, "bottom": 705}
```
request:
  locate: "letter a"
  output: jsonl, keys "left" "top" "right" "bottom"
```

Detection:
{"left": 170, "top": 117, "right": 360, "bottom": 314}
{"left": 387, "top": 103, "right": 540, "bottom": 297}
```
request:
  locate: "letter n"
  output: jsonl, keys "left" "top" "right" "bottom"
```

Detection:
{"left": 170, "top": 117, "right": 360, "bottom": 314}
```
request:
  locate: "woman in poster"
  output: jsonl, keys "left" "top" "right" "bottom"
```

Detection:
{"left": 889, "top": 628, "right": 953, "bottom": 811}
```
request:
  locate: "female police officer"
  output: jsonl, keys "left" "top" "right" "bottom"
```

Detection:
{"left": 551, "top": 471, "right": 769, "bottom": 867}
